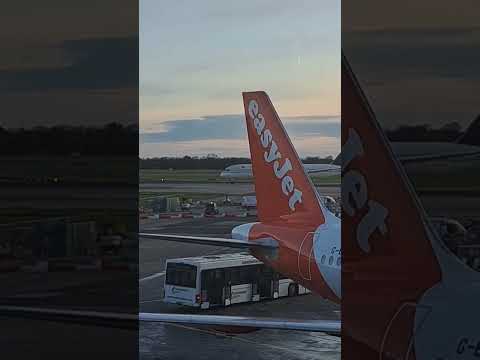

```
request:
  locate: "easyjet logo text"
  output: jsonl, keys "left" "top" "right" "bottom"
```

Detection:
{"left": 343, "top": 128, "right": 388, "bottom": 253}
{"left": 248, "top": 99, "right": 303, "bottom": 211}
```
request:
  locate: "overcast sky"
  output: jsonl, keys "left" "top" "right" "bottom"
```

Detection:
{"left": 0, "top": 0, "right": 137, "bottom": 130}
{"left": 140, "top": 0, "right": 340, "bottom": 158}
{"left": 343, "top": 0, "right": 480, "bottom": 130}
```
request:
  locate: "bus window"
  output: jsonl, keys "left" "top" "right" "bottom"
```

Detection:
{"left": 278, "top": 272, "right": 289, "bottom": 280}
{"left": 228, "top": 266, "right": 257, "bottom": 285}
{"left": 261, "top": 265, "right": 274, "bottom": 277}
{"left": 201, "top": 269, "right": 225, "bottom": 305}
{"left": 229, "top": 267, "right": 242, "bottom": 285}
{"left": 201, "top": 269, "right": 225, "bottom": 288}
{"left": 165, "top": 263, "right": 197, "bottom": 288}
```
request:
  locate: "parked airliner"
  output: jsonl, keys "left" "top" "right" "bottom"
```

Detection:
{"left": 220, "top": 161, "right": 340, "bottom": 179}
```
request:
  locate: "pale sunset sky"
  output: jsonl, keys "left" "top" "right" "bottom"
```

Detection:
{"left": 140, "top": 0, "right": 340, "bottom": 158}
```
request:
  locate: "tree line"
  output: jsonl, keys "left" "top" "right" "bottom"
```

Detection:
{"left": 140, "top": 156, "right": 335, "bottom": 170}
{"left": 0, "top": 120, "right": 470, "bottom": 157}
{"left": 385, "top": 121, "right": 465, "bottom": 142}
{"left": 0, "top": 123, "right": 137, "bottom": 155}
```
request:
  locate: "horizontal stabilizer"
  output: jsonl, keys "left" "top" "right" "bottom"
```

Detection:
{"left": 397, "top": 149, "right": 480, "bottom": 163}
{"left": 139, "top": 233, "right": 278, "bottom": 249}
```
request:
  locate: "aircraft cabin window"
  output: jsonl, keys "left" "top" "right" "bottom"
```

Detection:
{"left": 321, "top": 255, "right": 326, "bottom": 264}
{"left": 328, "top": 256, "right": 333, "bottom": 265}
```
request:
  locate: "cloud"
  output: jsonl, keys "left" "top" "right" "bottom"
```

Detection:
{"left": 139, "top": 114, "right": 340, "bottom": 157}
{"left": 343, "top": 0, "right": 480, "bottom": 32}
{"left": 344, "top": 27, "right": 480, "bottom": 129}
{"left": 0, "top": 37, "right": 138, "bottom": 93}
{"left": 140, "top": 0, "right": 340, "bottom": 126}
{"left": 139, "top": 114, "right": 339, "bottom": 142}
{"left": 345, "top": 28, "right": 480, "bottom": 81}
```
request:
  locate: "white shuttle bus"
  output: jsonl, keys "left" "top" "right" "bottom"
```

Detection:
{"left": 163, "top": 253, "right": 310, "bottom": 309}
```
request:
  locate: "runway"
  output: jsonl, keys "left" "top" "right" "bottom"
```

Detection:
{"left": 139, "top": 217, "right": 341, "bottom": 360}
{"left": 140, "top": 182, "right": 340, "bottom": 198}
{"left": 140, "top": 180, "right": 480, "bottom": 223}
{"left": 0, "top": 184, "right": 136, "bottom": 211}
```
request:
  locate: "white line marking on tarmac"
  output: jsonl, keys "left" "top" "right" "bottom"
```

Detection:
{"left": 140, "top": 271, "right": 166, "bottom": 283}
{"left": 140, "top": 299, "right": 163, "bottom": 304}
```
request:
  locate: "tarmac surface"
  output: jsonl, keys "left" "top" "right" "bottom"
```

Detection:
{"left": 141, "top": 182, "right": 340, "bottom": 198}
{"left": 2, "top": 178, "right": 477, "bottom": 359}
{"left": 420, "top": 193, "right": 480, "bottom": 222}
{"left": 138, "top": 180, "right": 480, "bottom": 359}
{"left": 139, "top": 216, "right": 341, "bottom": 360}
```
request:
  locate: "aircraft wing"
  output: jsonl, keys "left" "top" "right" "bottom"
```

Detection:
{"left": 0, "top": 306, "right": 138, "bottom": 329}
{"left": 306, "top": 168, "right": 340, "bottom": 175}
{"left": 398, "top": 150, "right": 480, "bottom": 163}
{"left": 0, "top": 306, "right": 340, "bottom": 334}
{"left": 140, "top": 312, "right": 340, "bottom": 334}
{"left": 139, "top": 233, "right": 278, "bottom": 249}
{"left": 392, "top": 141, "right": 480, "bottom": 163}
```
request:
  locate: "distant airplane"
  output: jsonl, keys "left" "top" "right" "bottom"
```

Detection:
{"left": 220, "top": 109, "right": 480, "bottom": 182}
{"left": 378, "top": 108, "right": 480, "bottom": 164}
{"left": 392, "top": 119, "right": 480, "bottom": 163}
{"left": 220, "top": 159, "right": 341, "bottom": 179}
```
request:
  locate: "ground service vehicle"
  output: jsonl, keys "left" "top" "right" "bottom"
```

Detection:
{"left": 241, "top": 195, "right": 257, "bottom": 209}
{"left": 204, "top": 201, "right": 219, "bottom": 216}
{"left": 163, "top": 253, "right": 310, "bottom": 309}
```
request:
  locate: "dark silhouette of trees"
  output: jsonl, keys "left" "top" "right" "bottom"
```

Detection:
{"left": 139, "top": 155, "right": 336, "bottom": 169}
{"left": 140, "top": 157, "right": 251, "bottom": 170}
{"left": 386, "top": 122, "right": 464, "bottom": 142}
{"left": 0, "top": 123, "right": 137, "bottom": 155}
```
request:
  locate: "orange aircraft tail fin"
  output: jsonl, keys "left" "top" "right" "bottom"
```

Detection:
{"left": 341, "top": 53, "right": 451, "bottom": 357}
{"left": 242, "top": 91, "right": 325, "bottom": 225}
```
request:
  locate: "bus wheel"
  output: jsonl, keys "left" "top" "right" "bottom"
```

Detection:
{"left": 288, "top": 284, "right": 298, "bottom": 297}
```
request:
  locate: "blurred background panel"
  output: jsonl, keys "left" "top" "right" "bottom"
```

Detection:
{"left": 0, "top": 1, "right": 139, "bottom": 359}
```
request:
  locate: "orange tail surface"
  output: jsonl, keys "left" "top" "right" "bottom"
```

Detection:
{"left": 242, "top": 91, "right": 324, "bottom": 226}
{"left": 342, "top": 53, "right": 444, "bottom": 358}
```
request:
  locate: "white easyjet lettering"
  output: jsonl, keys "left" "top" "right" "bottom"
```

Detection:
{"left": 274, "top": 158, "right": 292, "bottom": 179}
{"left": 248, "top": 99, "right": 259, "bottom": 119}
{"left": 260, "top": 129, "right": 272, "bottom": 148}
{"left": 357, "top": 200, "right": 388, "bottom": 253}
{"left": 254, "top": 114, "right": 265, "bottom": 135}
{"left": 342, "top": 170, "right": 367, "bottom": 217}
{"left": 343, "top": 128, "right": 388, "bottom": 253}
{"left": 248, "top": 99, "right": 303, "bottom": 211}
{"left": 288, "top": 189, "right": 303, "bottom": 211}
{"left": 342, "top": 128, "right": 364, "bottom": 171}
{"left": 281, "top": 176, "right": 294, "bottom": 195}
{"left": 264, "top": 141, "right": 281, "bottom": 163}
